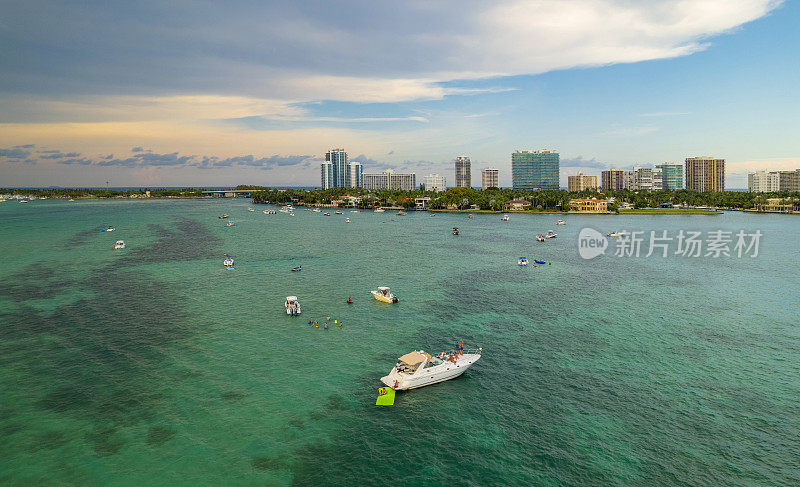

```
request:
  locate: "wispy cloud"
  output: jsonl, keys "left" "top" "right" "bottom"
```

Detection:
{"left": 639, "top": 111, "right": 691, "bottom": 117}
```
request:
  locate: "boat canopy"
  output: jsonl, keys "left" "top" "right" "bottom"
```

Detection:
{"left": 286, "top": 296, "right": 298, "bottom": 301}
{"left": 398, "top": 351, "right": 430, "bottom": 367}
{"left": 377, "top": 286, "right": 390, "bottom": 291}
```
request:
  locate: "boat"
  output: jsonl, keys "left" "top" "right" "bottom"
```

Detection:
{"left": 248, "top": 208, "right": 254, "bottom": 212}
{"left": 285, "top": 296, "right": 301, "bottom": 316}
{"left": 347, "top": 297, "right": 353, "bottom": 304}
{"left": 335, "top": 210, "right": 343, "bottom": 215}
{"left": 345, "top": 218, "right": 351, "bottom": 223}
{"left": 430, "top": 214, "right": 436, "bottom": 217}
{"left": 534, "top": 260, "right": 547, "bottom": 265}
{"left": 518, "top": 257, "right": 528, "bottom": 266}
{"left": 303, "top": 208, "right": 312, "bottom": 211}
{"left": 351, "top": 210, "right": 360, "bottom": 213}
{"left": 223, "top": 256, "right": 235, "bottom": 269}
{"left": 114, "top": 240, "right": 125, "bottom": 249}
{"left": 101, "top": 226, "right": 115, "bottom": 232}
{"left": 371, "top": 286, "right": 398, "bottom": 303}
{"left": 536, "top": 235, "right": 546, "bottom": 242}
{"left": 468, "top": 214, "right": 474, "bottom": 219}
{"left": 545, "top": 231, "right": 557, "bottom": 238}
{"left": 396, "top": 211, "right": 407, "bottom": 216}
{"left": 608, "top": 231, "right": 623, "bottom": 238}
{"left": 292, "top": 266, "right": 302, "bottom": 272}
{"left": 19, "top": 200, "right": 28, "bottom": 203}
{"left": 68, "top": 199, "right": 75, "bottom": 202}
{"left": 374, "top": 208, "right": 385, "bottom": 213}
{"left": 279, "top": 208, "right": 290, "bottom": 213}
{"left": 556, "top": 220, "right": 565, "bottom": 225}
{"left": 223, "top": 220, "right": 235, "bottom": 227}
{"left": 313, "top": 208, "right": 321, "bottom": 213}
{"left": 218, "top": 214, "right": 229, "bottom": 219}
{"left": 501, "top": 214, "right": 509, "bottom": 221}
{"left": 323, "top": 212, "right": 331, "bottom": 216}
{"left": 452, "top": 227, "right": 459, "bottom": 235}
{"left": 380, "top": 343, "right": 482, "bottom": 390}
{"left": 264, "top": 209, "right": 276, "bottom": 214}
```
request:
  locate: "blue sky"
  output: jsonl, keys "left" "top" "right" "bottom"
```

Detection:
{"left": 0, "top": 0, "right": 797, "bottom": 188}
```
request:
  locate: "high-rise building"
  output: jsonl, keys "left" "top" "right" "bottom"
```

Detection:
{"left": 511, "top": 150, "right": 559, "bottom": 190}
{"left": 481, "top": 167, "right": 499, "bottom": 190}
{"left": 347, "top": 161, "right": 363, "bottom": 188}
{"left": 567, "top": 171, "right": 598, "bottom": 192}
{"left": 748, "top": 170, "right": 799, "bottom": 192}
{"left": 423, "top": 174, "right": 446, "bottom": 192}
{"left": 320, "top": 162, "right": 333, "bottom": 189}
{"left": 601, "top": 168, "right": 624, "bottom": 191}
{"left": 361, "top": 170, "right": 416, "bottom": 191}
{"left": 624, "top": 166, "right": 664, "bottom": 191}
{"left": 656, "top": 163, "right": 683, "bottom": 191}
{"left": 623, "top": 170, "right": 635, "bottom": 190}
{"left": 685, "top": 157, "right": 725, "bottom": 192}
{"left": 454, "top": 156, "right": 471, "bottom": 187}
{"left": 325, "top": 148, "right": 349, "bottom": 188}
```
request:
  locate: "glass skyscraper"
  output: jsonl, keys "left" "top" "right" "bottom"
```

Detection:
{"left": 511, "top": 150, "right": 559, "bottom": 190}
{"left": 656, "top": 163, "right": 683, "bottom": 191}
{"left": 326, "top": 148, "right": 349, "bottom": 188}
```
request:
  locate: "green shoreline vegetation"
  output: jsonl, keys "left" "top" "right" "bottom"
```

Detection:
{"left": 3, "top": 186, "right": 799, "bottom": 213}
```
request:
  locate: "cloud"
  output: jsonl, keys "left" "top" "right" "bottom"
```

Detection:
{"left": 603, "top": 125, "right": 660, "bottom": 136}
{"left": 639, "top": 111, "right": 691, "bottom": 117}
{"left": 131, "top": 146, "right": 145, "bottom": 152}
{"left": 228, "top": 154, "right": 313, "bottom": 169}
{"left": 40, "top": 150, "right": 81, "bottom": 159}
{"left": 560, "top": 156, "right": 609, "bottom": 169}
{"left": 0, "top": 148, "right": 31, "bottom": 158}
{"left": 58, "top": 157, "right": 93, "bottom": 165}
{"left": 15, "top": 144, "right": 35, "bottom": 148}
{"left": 0, "top": 1, "right": 783, "bottom": 104}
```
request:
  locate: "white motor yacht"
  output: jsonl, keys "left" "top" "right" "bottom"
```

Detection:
{"left": 313, "top": 208, "right": 321, "bottom": 212}
{"left": 536, "top": 235, "right": 546, "bottom": 242}
{"left": 285, "top": 296, "right": 301, "bottom": 316}
{"left": 345, "top": 218, "right": 351, "bottom": 223}
{"left": 501, "top": 214, "right": 509, "bottom": 221}
{"left": 545, "top": 231, "right": 557, "bottom": 238}
{"left": 114, "top": 240, "right": 125, "bottom": 249}
{"left": 223, "top": 256, "right": 234, "bottom": 268}
{"left": 374, "top": 208, "right": 385, "bottom": 213}
{"left": 381, "top": 344, "right": 482, "bottom": 390}
{"left": 518, "top": 257, "right": 528, "bottom": 266}
{"left": 248, "top": 208, "right": 254, "bottom": 212}
{"left": 556, "top": 219, "right": 565, "bottom": 225}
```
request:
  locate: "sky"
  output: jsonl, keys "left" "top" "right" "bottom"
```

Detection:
{"left": 1, "top": 0, "right": 798, "bottom": 189}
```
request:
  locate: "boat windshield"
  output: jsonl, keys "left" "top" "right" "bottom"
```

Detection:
{"left": 425, "top": 357, "right": 443, "bottom": 368}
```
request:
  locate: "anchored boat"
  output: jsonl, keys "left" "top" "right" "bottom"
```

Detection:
{"left": 285, "top": 296, "right": 301, "bottom": 316}
{"left": 518, "top": 257, "right": 528, "bottom": 266}
{"left": 380, "top": 343, "right": 482, "bottom": 390}
{"left": 501, "top": 214, "right": 510, "bottom": 221}
{"left": 114, "top": 240, "right": 125, "bottom": 249}
{"left": 371, "top": 286, "right": 398, "bottom": 303}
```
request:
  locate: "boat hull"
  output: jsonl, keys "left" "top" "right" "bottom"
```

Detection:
{"left": 371, "top": 291, "right": 397, "bottom": 303}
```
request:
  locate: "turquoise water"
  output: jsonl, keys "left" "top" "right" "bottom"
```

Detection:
{"left": 1, "top": 199, "right": 798, "bottom": 485}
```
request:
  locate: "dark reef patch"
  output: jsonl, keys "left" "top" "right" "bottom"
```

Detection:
{"left": 146, "top": 426, "right": 177, "bottom": 446}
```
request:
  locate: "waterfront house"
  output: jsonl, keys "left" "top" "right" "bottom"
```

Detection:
{"left": 503, "top": 199, "right": 531, "bottom": 211}
{"left": 569, "top": 198, "right": 609, "bottom": 213}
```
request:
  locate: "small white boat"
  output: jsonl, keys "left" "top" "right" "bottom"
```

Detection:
{"left": 501, "top": 214, "right": 509, "bottom": 221}
{"left": 68, "top": 199, "right": 75, "bottom": 202}
{"left": 556, "top": 220, "right": 565, "bottom": 225}
{"left": 105, "top": 227, "right": 115, "bottom": 232}
{"left": 374, "top": 208, "right": 385, "bottom": 213}
{"left": 371, "top": 286, "right": 398, "bottom": 303}
{"left": 248, "top": 208, "right": 254, "bottom": 212}
{"left": 518, "top": 257, "right": 528, "bottom": 266}
{"left": 285, "top": 296, "right": 301, "bottom": 316}
{"left": 545, "top": 231, "right": 557, "bottom": 238}
{"left": 468, "top": 214, "right": 474, "bottom": 219}
{"left": 396, "top": 211, "right": 407, "bottom": 216}
{"left": 223, "top": 220, "right": 235, "bottom": 227}
{"left": 223, "top": 257, "right": 234, "bottom": 268}
{"left": 279, "top": 208, "right": 290, "bottom": 213}
{"left": 313, "top": 208, "right": 321, "bottom": 213}
{"left": 335, "top": 210, "right": 343, "bottom": 215}
{"left": 380, "top": 343, "right": 482, "bottom": 390}
{"left": 608, "top": 231, "right": 623, "bottom": 238}
{"left": 324, "top": 212, "right": 331, "bottom": 216}
{"left": 452, "top": 227, "right": 459, "bottom": 235}
{"left": 19, "top": 200, "right": 28, "bottom": 203}
{"left": 218, "top": 214, "right": 229, "bottom": 219}
{"left": 114, "top": 240, "right": 125, "bottom": 249}
{"left": 536, "top": 235, "right": 546, "bottom": 242}
{"left": 345, "top": 218, "right": 351, "bottom": 223}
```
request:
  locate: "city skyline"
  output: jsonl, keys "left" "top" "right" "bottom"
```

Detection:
{"left": 1, "top": 1, "right": 798, "bottom": 188}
